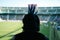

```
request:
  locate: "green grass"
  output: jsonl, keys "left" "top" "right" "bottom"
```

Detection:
{"left": 0, "top": 21, "right": 60, "bottom": 40}
{"left": 0, "top": 21, "right": 23, "bottom": 40}
{"left": 40, "top": 23, "right": 51, "bottom": 38}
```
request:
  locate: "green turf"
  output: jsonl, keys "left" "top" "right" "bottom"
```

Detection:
{"left": 0, "top": 21, "right": 23, "bottom": 40}
{"left": 40, "top": 23, "right": 51, "bottom": 38}
{"left": 0, "top": 21, "right": 60, "bottom": 40}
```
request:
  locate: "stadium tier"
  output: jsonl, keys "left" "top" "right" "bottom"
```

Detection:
{"left": 0, "top": 7, "right": 60, "bottom": 21}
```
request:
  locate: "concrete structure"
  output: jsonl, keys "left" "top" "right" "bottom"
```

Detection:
{"left": 0, "top": 7, "right": 60, "bottom": 21}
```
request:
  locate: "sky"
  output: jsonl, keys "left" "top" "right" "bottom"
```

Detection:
{"left": 0, "top": 0, "right": 60, "bottom": 7}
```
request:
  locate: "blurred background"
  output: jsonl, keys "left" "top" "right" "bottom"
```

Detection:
{"left": 0, "top": 0, "right": 60, "bottom": 40}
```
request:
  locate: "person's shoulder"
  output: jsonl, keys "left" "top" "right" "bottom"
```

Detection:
{"left": 37, "top": 33, "right": 49, "bottom": 40}
{"left": 15, "top": 32, "right": 23, "bottom": 37}
{"left": 11, "top": 33, "right": 23, "bottom": 40}
{"left": 38, "top": 33, "right": 45, "bottom": 37}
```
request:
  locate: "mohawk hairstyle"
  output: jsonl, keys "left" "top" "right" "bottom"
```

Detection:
{"left": 22, "top": 4, "right": 40, "bottom": 31}
{"left": 28, "top": 4, "right": 38, "bottom": 14}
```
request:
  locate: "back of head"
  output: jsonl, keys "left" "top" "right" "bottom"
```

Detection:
{"left": 22, "top": 14, "right": 40, "bottom": 32}
{"left": 22, "top": 4, "right": 40, "bottom": 32}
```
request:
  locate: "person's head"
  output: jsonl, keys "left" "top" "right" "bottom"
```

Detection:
{"left": 22, "top": 4, "right": 40, "bottom": 32}
{"left": 22, "top": 14, "right": 40, "bottom": 32}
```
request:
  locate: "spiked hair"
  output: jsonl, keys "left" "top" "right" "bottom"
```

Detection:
{"left": 22, "top": 4, "right": 40, "bottom": 31}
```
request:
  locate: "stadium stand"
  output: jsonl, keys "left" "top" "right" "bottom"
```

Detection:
{"left": 0, "top": 7, "right": 60, "bottom": 21}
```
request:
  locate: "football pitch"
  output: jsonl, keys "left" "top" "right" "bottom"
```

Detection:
{"left": 0, "top": 21, "right": 60, "bottom": 40}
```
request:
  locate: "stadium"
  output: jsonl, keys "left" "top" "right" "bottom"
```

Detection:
{"left": 0, "top": 7, "right": 60, "bottom": 40}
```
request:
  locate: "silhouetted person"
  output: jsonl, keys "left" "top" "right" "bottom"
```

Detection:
{"left": 12, "top": 4, "right": 49, "bottom": 40}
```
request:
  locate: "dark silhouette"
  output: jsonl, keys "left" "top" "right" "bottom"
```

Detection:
{"left": 12, "top": 4, "right": 49, "bottom": 40}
